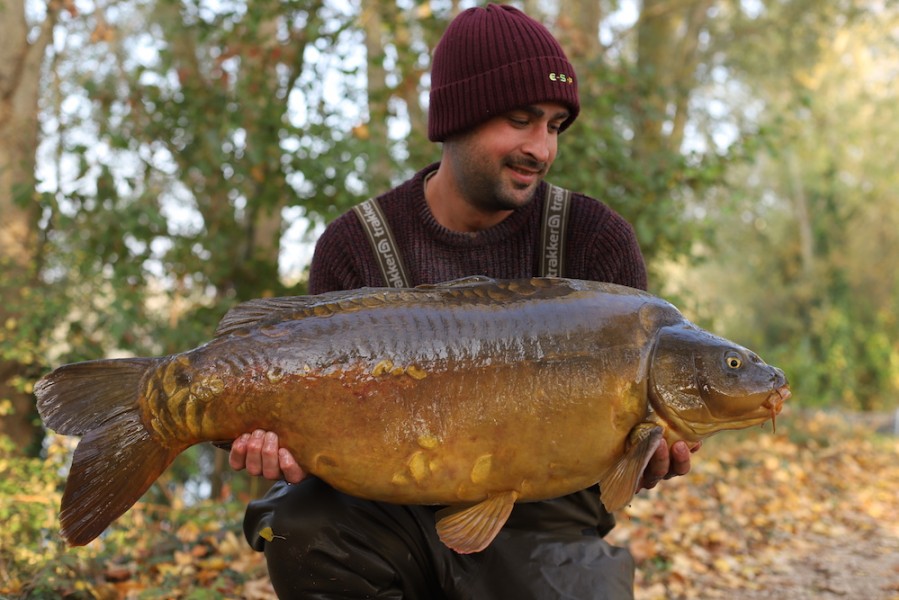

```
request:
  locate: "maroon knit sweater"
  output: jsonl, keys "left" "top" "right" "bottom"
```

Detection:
{"left": 309, "top": 163, "right": 647, "bottom": 295}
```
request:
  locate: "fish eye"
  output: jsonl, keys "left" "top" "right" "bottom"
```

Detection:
{"left": 725, "top": 353, "right": 743, "bottom": 369}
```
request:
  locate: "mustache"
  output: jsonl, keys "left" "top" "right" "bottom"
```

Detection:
{"left": 506, "top": 157, "right": 547, "bottom": 173}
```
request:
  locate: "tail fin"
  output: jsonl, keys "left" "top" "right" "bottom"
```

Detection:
{"left": 35, "top": 358, "right": 180, "bottom": 546}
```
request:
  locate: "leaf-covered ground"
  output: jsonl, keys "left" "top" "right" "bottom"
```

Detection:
{"left": 608, "top": 410, "right": 899, "bottom": 599}
{"left": 2, "top": 409, "right": 898, "bottom": 598}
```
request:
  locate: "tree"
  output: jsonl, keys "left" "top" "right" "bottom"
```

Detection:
{"left": 550, "top": 0, "right": 740, "bottom": 275}
{"left": 0, "top": 0, "right": 63, "bottom": 454}
{"left": 679, "top": 0, "right": 899, "bottom": 410}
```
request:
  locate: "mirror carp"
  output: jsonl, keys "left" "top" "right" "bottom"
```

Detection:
{"left": 36, "top": 277, "right": 790, "bottom": 554}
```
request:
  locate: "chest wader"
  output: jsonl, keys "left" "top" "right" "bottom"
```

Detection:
{"left": 354, "top": 183, "right": 573, "bottom": 286}
{"left": 244, "top": 183, "right": 635, "bottom": 599}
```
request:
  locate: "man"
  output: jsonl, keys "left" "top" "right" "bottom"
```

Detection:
{"left": 230, "top": 4, "right": 697, "bottom": 598}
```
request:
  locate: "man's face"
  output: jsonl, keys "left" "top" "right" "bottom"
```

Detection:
{"left": 444, "top": 102, "right": 569, "bottom": 212}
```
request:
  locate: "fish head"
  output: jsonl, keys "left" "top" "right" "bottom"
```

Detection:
{"left": 648, "top": 323, "right": 790, "bottom": 441}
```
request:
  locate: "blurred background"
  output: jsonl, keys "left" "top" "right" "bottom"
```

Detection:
{"left": 2, "top": 0, "right": 898, "bottom": 597}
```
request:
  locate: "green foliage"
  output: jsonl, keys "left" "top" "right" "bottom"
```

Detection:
{"left": 551, "top": 59, "right": 758, "bottom": 283}
{"left": 667, "top": 1, "right": 899, "bottom": 412}
{"left": 0, "top": 434, "right": 269, "bottom": 598}
{"left": 0, "top": 435, "right": 66, "bottom": 592}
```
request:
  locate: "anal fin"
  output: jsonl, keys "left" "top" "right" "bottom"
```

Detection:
{"left": 435, "top": 490, "right": 520, "bottom": 554}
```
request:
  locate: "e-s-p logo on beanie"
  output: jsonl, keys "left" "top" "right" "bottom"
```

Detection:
{"left": 549, "top": 72, "right": 575, "bottom": 84}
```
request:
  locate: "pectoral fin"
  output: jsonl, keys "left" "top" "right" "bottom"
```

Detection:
{"left": 435, "top": 490, "right": 520, "bottom": 554}
{"left": 598, "top": 423, "right": 664, "bottom": 512}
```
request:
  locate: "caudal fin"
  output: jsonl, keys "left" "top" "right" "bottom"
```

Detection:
{"left": 35, "top": 358, "right": 179, "bottom": 546}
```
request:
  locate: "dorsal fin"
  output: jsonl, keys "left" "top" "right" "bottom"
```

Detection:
{"left": 214, "top": 277, "right": 586, "bottom": 338}
{"left": 214, "top": 287, "right": 387, "bottom": 337}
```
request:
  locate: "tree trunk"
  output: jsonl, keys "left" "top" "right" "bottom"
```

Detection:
{"left": 0, "top": 0, "right": 59, "bottom": 454}
{"left": 556, "top": 0, "right": 602, "bottom": 62}
{"left": 634, "top": 0, "right": 713, "bottom": 160}
{"left": 669, "top": 0, "right": 714, "bottom": 151}
{"left": 787, "top": 149, "right": 816, "bottom": 280}
{"left": 361, "top": 3, "right": 394, "bottom": 192}
{"left": 635, "top": 0, "right": 679, "bottom": 162}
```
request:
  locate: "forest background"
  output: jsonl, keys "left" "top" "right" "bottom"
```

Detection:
{"left": 2, "top": 0, "right": 899, "bottom": 597}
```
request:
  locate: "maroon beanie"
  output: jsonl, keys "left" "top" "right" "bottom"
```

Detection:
{"left": 428, "top": 3, "right": 579, "bottom": 142}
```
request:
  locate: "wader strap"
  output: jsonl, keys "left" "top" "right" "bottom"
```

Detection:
{"left": 539, "top": 183, "right": 571, "bottom": 277}
{"left": 353, "top": 198, "right": 412, "bottom": 288}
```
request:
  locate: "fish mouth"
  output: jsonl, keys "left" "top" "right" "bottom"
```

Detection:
{"left": 761, "top": 385, "right": 791, "bottom": 432}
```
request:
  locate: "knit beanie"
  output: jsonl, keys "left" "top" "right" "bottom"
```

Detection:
{"left": 428, "top": 3, "right": 579, "bottom": 142}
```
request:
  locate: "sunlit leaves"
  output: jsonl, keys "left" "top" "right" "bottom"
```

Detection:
{"left": 0, "top": 435, "right": 275, "bottom": 598}
{"left": 610, "top": 411, "right": 899, "bottom": 599}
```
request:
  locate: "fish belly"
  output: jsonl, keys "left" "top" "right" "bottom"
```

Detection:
{"left": 286, "top": 360, "right": 645, "bottom": 505}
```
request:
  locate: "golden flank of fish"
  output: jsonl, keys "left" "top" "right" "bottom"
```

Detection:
{"left": 36, "top": 277, "right": 790, "bottom": 554}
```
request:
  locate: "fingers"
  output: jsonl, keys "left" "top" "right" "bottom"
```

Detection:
{"left": 261, "top": 431, "right": 285, "bottom": 479}
{"left": 228, "top": 429, "right": 306, "bottom": 483}
{"left": 638, "top": 439, "right": 702, "bottom": 492}
{"left": 664, "top": 440, "right": 694, "bottom": 480}
{"left": 228, "top": 432, "right": 251, "bottom": 471}
{"left": 279, "top": 448, "right": 306, "bottom": 484}
{"left": 244, "top": 430, "right": 280, "bottom": 479}
{"left": 229, "top": 429, "right": 276, "bottom": 478}
{"left": 639, "top": 440, "right": 669, "bottom": 491}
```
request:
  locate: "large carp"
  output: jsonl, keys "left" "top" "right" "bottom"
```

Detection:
{"left": 36, "top": 277, "right": 789, "bottom": 554}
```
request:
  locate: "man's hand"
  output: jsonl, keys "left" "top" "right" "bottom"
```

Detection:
{"left": 638, "top": 439, "right": 701, "bottom": 491}
{"left": 229, "top": 430, "right": 306, "bottom": 484}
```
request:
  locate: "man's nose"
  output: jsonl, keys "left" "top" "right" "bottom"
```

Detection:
{"left": 521, "top": 127, "right": 553, "bottom": 163}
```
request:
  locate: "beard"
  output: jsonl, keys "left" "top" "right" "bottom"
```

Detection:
{"left": 444, "top": 143, "right": 547, "bottom": 213}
